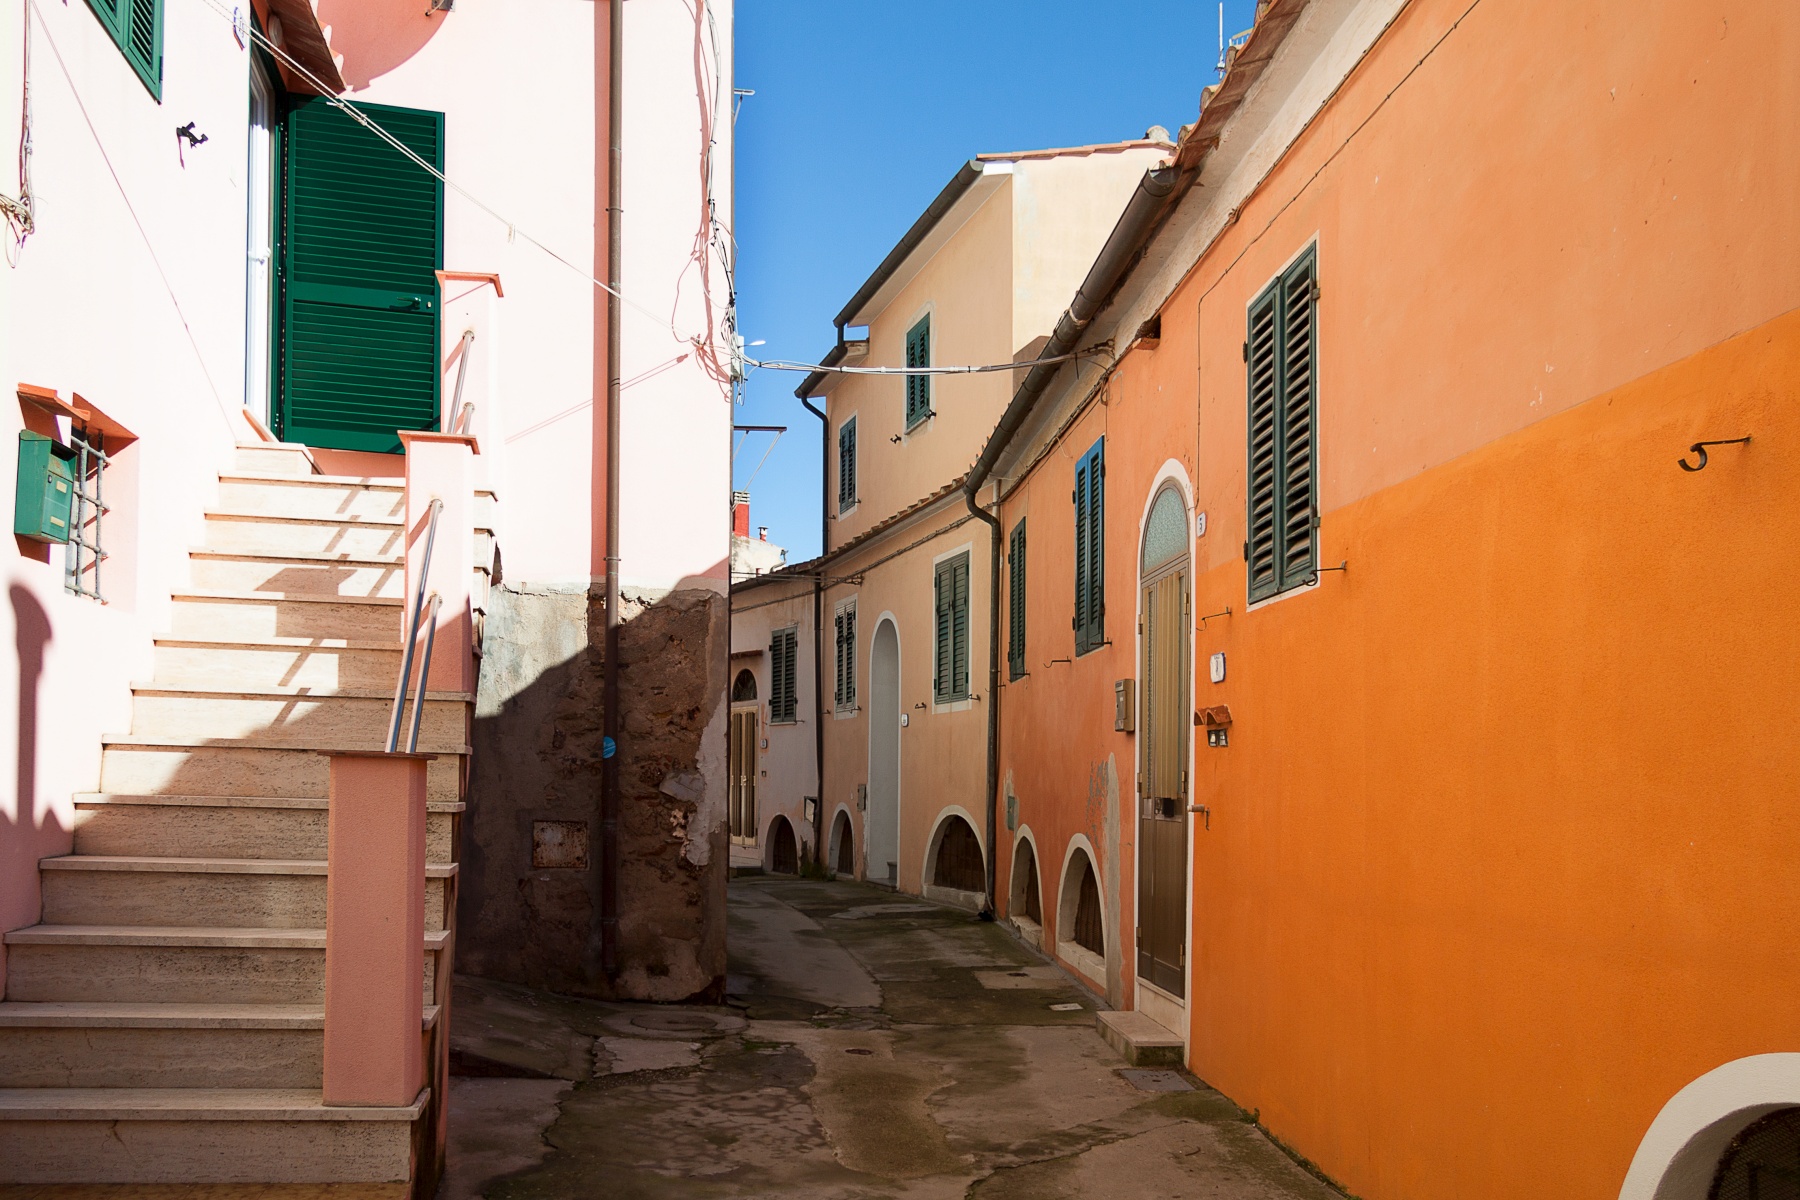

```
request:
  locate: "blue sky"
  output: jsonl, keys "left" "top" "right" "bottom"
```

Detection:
{"left": 731, "top": 0, "right": 1258, "bottom": 560}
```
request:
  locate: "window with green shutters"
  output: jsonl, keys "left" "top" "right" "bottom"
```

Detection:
{"left": 769, "top": 627, "right": 799, "bottom": 723}
{"left": 1008, "top": 520, "right": 1027, "bottom": 680}
{"left": 933, "top": 553, "right": 971, "bottom": 703}
{"left": 1246, "top": 248, "right": 1318, "bottom": 603}
{"left": 905, "top": 315, "right": 932, "bottom": 429}
{"left": 1073, "top": 438, "right": 1104, "bottom": 655}
{"left": 834, "top": 602, "right": 857, "bottom": 710}
{"left": 276, "top": 97, "right": 445, "bottom": 454}
{"left": 838, "top": 418, "right": 857, "bottom": 512}
{"left": 85, "top": 0, "right": 163, "bottom": 99}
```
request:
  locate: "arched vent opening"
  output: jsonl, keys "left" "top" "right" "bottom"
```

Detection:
{"left": 833, "top": 812, "right": 855, "bottom": 876}
{"left": 932, "top": 817, "right": 984, "bottom": 893}
{"left": 732, "top": 669, "right": 757, "bottom": 701}
{"left": 1711, "top": 1107, "right": 1800, "bottom": 1200}
{"left": 1011, "top": 840, "right": 1042, "bottom": 923}
{"left": 1073, "top": 858, "right": 1104, "bottom": 955}
{"left": 769, "top": 816, "right": 798, "bottom": 875}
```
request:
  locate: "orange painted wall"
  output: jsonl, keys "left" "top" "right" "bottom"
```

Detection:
{"left": 998, "top": 0, "right": 1800, "bottom": 1195}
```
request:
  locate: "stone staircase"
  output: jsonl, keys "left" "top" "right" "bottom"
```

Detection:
{"left": 0, "top": 442, "right": 484, "bottom": 1191}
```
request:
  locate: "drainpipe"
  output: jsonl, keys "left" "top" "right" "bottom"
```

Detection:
{"left": 964, "top": 485, "right": 1000, "bottom": 920}
{"left": 599, "top": 0, "right": 624, "bottom": 981}
{"left": 961, "top": 163, "right": 1184, "bottom": 924}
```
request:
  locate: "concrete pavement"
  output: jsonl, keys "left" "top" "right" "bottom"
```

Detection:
{"left": 440, "top": 877, "right": 1346, "bottom": 1199}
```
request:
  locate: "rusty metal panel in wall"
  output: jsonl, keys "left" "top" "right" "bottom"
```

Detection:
{"left": 532, "top": 820, "right": 589, "bottom": 869}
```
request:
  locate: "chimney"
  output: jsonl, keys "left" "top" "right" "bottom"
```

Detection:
{"left": 758, "top": 526, "right": 768, "bottom": 542}
{"left": 731, "top": 490, "right": 750, "bottom": 539}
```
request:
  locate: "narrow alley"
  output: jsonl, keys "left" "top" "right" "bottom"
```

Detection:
{"left": 443, "top": 879, "right": 1340, "bottom": 1199}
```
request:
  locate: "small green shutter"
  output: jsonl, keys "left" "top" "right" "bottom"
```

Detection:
{"left": 1074, "top": 439, "right": 1104, "bottom": 654}
{"left": 84, "top": 0, "right": 161, "bottom": 99}
{"left": 905, "top": 316, "right": 932, "bottom": 429}
{"left": 838, "top": 419, "right": 857, "bottom": 511}
{"left": 834, "top": 605, "right": 856, "bottom": 709}
{"left": 934, "top": 554, "right": 970, "bottom": 701}
{"left": 934, "top": 564, "right": 952, "bottom": 701}
{"left": 1245, "top": 248, "right": 1318, "bottom": 602}
{"left": 277, "top": 98, "right": 445, "bottom": 453}
{"left": 1008, "top": 519, "right": 1027, "bottom": 680}
{"left": 770, "top": 628, "right": 798, "bottom": 722}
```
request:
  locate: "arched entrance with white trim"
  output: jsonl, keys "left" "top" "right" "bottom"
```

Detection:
{"left": 1619, "top": 1054, "right": 1800, "bottom": 1200}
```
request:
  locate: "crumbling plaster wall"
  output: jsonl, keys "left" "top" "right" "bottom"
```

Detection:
{"left": 459, "top": 581, "right": 728, "bottom": 1003}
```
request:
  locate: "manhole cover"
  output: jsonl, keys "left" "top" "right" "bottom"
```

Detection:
{"left": 1121, "top": 1069, "right": 1194, "bottom": 1093}
{"left": 631, "top": 1013, "right": 716, "bottom": 1033}
{"left": 1049, "top": 1002, "right": 1084, "bottom": 1012}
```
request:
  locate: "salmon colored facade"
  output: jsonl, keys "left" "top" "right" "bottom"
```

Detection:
{"left": 989, "top": 0, "right": 1800, "bottom": 1197}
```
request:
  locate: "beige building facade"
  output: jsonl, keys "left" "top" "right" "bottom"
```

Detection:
{"left": 731, "top": 139, "right": 1168, "bottom": 900}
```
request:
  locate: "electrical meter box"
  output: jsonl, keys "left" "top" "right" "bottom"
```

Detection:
{"left": 15, "top": 432, "right": 76, "bottom": 544}
{"left": 1114, "top": 678, "right": 1136, "bottom": 732}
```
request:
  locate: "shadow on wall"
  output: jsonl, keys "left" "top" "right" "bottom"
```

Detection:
{"left": 1, "top": 585, "right": 59, "bottom": 996}
{"left": 315, "top": 0, "right": 452, "bottom": 91}
{"left": 456, "top": 577, "right": 730, "bottom": 1004}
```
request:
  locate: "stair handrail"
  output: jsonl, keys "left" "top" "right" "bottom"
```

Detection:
{"left": 445, "top": 329, "right": 476, "bottom": 435}
{"left": 452, "top": 401, "right": 477, "bottom": 437}
{"left": 387, "top": 495, "right": 444, "bottom": 752}
{"left": 406, "top": 591, "right": 441, "bottom": 754}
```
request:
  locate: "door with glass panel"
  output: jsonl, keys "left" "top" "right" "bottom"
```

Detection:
{"left": 1137, "top": 486, "right": 1191, "bottom": 998}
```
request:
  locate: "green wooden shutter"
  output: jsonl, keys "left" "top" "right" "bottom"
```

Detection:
{"left": 84, "top": 0, "right": 161, "bottom": 98}
{"left": 1245, "top": 248, "right": 1318, "bottom": 601}
{"left": 278, "top": 98, "right": 444, "bottom": 453}
{"left": 1074, "top": 439, "right": 1104, "bottom": 654}
{"left": 905, "top": 315, "right": 932, "bottom": 428}
{"left": 1246, "top": 289, "right": 1280, "bottom": 601}
{"left": 843, "top": 606, "right": 856, "bottom": 707}
{"left": 950, "top": 555, "right": 970, "bottom": 698}
{"left": 1008, "top": 519, "right": 1027, "bottom": 680}
{"left": 934, "top": 562, "right": 956, "bottom": 702}
{"left": 838, "top": 419, "right": 856, "bottom": 511}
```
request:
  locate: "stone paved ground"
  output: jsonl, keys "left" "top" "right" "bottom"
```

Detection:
{"left": 440, "top": 877, "right": 1347, "bottom": 1200}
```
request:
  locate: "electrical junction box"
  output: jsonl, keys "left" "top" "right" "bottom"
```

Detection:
{"left": 15, "top": 432, "right": 76, "bottom": 544}
{"left": 1115, "top": 678, "right": 1136, "bottom": 732}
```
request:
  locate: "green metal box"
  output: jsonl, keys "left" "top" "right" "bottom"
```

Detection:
{"left": 15, "top": 431, "right": 76, "bottom": 544}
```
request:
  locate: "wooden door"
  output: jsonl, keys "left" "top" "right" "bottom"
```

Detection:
{"left": 1137, "top": 568, "right": 1189, "bottom": 997}
{"left": 729, "top": 706, "right": 758, "bottom": 845}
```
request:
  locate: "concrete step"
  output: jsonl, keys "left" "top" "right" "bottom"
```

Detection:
{"left": 39, "top": 856, "right": 457, "bottom": 933}
{"left": 0, "top": 1086, "right": 424, "bottom": 1184}
{"left": 0, "top": 1002, "right": 438, "bottom": 1089}
{"left": 128, "top": 684, "right": 466, "bottom": 747}
{"left": 187, "top": 548, "right": 408, "bottom": 599}
{"left": 167, "top": 591, "right": 404, "bottom": 641}
{"left": 151, "top": 634, "right": 402, "bottom": 690}
{"left": 72, "top": 793, "right": 461, "bottom": 861}
{"left": 203, "top": 512, "right": 408, "bottom": 559}
{"left": 1096, "top": 1009, "right": 1185, "bottom": 1068}
{"left": 217, "top": 473, "right": 406, "bottom": 521}
{"left": 233, "top": 443, "right": 318, "bottom": 476}
{"left": 1, "top": 925, "right": 446, "bottom": 1005}
{"left": 99, "top": 742, "right": 466, "bottom": 801}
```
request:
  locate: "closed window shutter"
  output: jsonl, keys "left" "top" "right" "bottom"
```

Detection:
{"left": 83, "top": 0, "right": 160, "bottom": 98}
{"left": 950, "top": 556, "right": 970, "bottom": 697}
{"left": 1008, "top": 520, "right": 1026, "bottom": 679}
{"left": 906, "top": 316, "right": 931, "bottom": 428}
{"left": 278, "top": 98, "right": 444, "bottom": 453}
{"left": 934, "top": 564, "right": 952, "bottom": 702}
{"left": 1245, "top": 249, "right": 1318, "bottom": 601}
{"left": 832, "top": 613, "right": 844, "bottom": 708}
{"left": 1074, "top": 439, "right": 1105, "bottom": 653}
{"left": 771, "top": 629, "right": 797, "bottom": 722}
{"left": 838, "top": 420, "right": 856, "bottom": 510}
{"left": 844, "top": 607, "right": 856, "bottom": 706}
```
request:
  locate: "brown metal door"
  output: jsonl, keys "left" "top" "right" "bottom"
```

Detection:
{"left": 1136, "top": 569, "right": 1188, "bottom": 997}
{"left": 729, "top": 706, "right": 758, "bottom": 845}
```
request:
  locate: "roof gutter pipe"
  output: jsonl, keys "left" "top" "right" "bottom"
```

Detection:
{"left": 598, "top": 0, "right": 624, "bottom": 981}
{"left": 961, "top": 163, "right": 1185, "bottom": 921}
{"left": 799, "top": 381, "right": 829, "bottom": 868}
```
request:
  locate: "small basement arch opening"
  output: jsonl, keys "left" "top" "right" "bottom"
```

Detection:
{"left": 767, "top": 815, "right": 798, "bottom": 875}
{"left": 830, "top": 809, "right": 855, "bottom": 876}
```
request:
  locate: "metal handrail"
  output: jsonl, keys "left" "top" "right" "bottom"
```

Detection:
{"left": 453, "top": 401, "right": 476, "bottom": 437}
{"left": 406, "top": 592, "right": 441, "bottom": 753}
{"left": 446, "top": 329, "right": 476, "bottom": 435}
{"left": 387, "top": 496, "right": 444, "bottom": 752}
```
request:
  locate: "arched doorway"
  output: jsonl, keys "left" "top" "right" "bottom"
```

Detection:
{"left": 1710, "top": 1108, "right": 1800, "bottom": 1198}
{"left": 729, "top": 670, "right": 758, "bottom": 846}
{"left": 866, "top": 618, "right": 901, "bottom": 886}
{"left": 1137, "top": 483, "right": 1190, "bottom": 1000}
{"left": 767, "top": 816, "right": 798, "bottom": 875}
{"left": 831, "top": 809, "right": 855, "bottom": 876}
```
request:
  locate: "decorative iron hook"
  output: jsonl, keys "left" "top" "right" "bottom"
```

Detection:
{"left": 1678, "top": 436, "right": 1751, "bottom": 472}
{"left": 175, "top": 122, "right": 208, "bottom": 148}
{"left": 1304, "top": 560, "right": 1349, "bottom": 587}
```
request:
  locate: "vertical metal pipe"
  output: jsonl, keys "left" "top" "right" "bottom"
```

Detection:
{"left": 599, "top": 0, "right": 624, "bottom": 981}
{"left": 965, "top": 483, "right": 1000, "bottom": 918}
